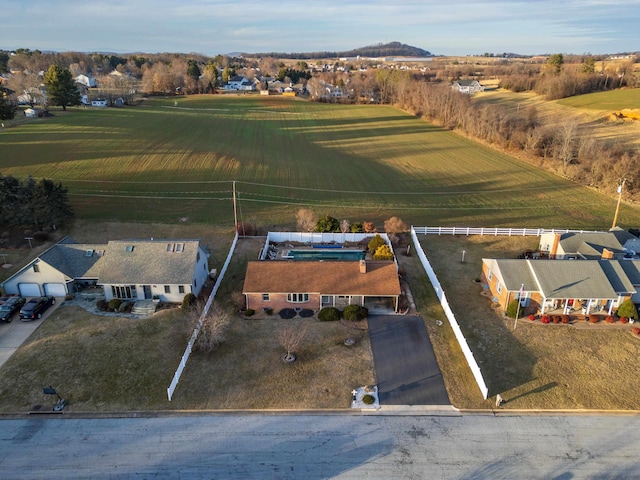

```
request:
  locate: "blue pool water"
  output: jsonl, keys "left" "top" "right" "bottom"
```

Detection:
{"left": 287, "top": 249, "right": 366, "bottom": 261}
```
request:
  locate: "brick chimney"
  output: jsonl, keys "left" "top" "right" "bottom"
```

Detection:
{"left": 602, "top": 248, "right": 614, "bottom": 259}
{"left": 550, "top": 233, "right": 561, "bottom": 259}
{"left": 359, "top": 259, "right": 367, "bottom": 273}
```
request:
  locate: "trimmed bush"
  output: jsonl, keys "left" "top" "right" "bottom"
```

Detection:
{"left": 245, "top": 308, "right": 255, "bottom": 317}
{"left": 263, "top": 307, "right": 273, "bottom": 315}
{"left": 617, "top": 299, "right": 639, "bottom": 320}
{"left": 541, "top": 315, "right": 550, "bottom": 324}
{"left": 373, "top": 244, "right": 394, "bottom": 260}
{"left": 605, "top": 316, "right": 615, "bottom": 324}
{"left": 181, "top": 293, "right": 197, "bottom": 310}
{"left": 552, "top": 315, "right": 561, "bottom": 324}
{"left": 362, "top": 394, "right": 375, "bottom": 405}
{"left": 620, "top": 317, "right": 629, "bottom": 324}
{"left": 367, "top": 234, "right": 386, "bottom": 253}
{"left": 632, "top": 327, "right": 640, "bottom": 337}
{"left": 119, "top": 301, "right": 132, "bottom": 313}
{"left": 96, "top": 299, "right": 108, "bottom": 311}
{"left": 561, "top": 315, "right": 570, "bottom": 324}
{"left": 589, "top": 315, "right": 599, "bottom": 324}
{"left": 505, "top": 299, "right": 520, "bottom": 318}
{"left": 33, "top": 231, "right": 50, "bottom": 242}
{"left": 528, "top": 314, "right": 535, "bottom": 321}
{"left": 318, "top": 307, "right": 341, "bottom": 322}
{"left": 343, "top": 304, "right": 368, "bottom": 321}
{"left": 108, "top": 299, "right": 122, "bottom": 311}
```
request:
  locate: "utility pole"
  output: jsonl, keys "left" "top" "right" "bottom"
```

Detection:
{"left": 612, "top": 178, "right": 626, "bottom": 229}
{"left": 232, "top": 181, "right": 238, "bottom": 229}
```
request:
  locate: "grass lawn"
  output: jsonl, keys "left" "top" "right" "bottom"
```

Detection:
{"left": 0, "top": 235, "right": 374, "bottom": 413}
{"left": 1, "top": 96, "right": 639, "bottom": 229}
{"left": 416, "top": 233, "right": 640, "bottom": 410}
{"left": 557, "top": 88, "right": 640, "bottom": 110}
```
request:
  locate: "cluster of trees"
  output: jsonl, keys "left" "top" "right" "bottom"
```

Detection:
{"left": 368, "top": 72, "right": 640, "bottom": 197}
{"left": 295, "top": 210, "right": 408, "bottom": 235}
{"left": 500, "top": 53, "right": 637, "bottom": 99}
{"left": 0, "top": 175, "right": 73, "bottom": 228}
{"left": 0, "top": 86, "right": 17, "bottom": 120}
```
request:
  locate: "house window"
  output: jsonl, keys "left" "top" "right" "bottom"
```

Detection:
{"left": 497, "top": 282, "right": 502, "bottom": 294}
{"left": 33, "top": 263, "right": 40, "bottom": 273}
{"left": 197, "top": 252, "right": 201, "bottom": 262}
{"left": 125, "top": 245, "right": 134, "bottom": 252}
{"left": 175, "top": 243, "right": 184, "bottom": 252}
{"left": 167, "top": 243, "right": 173, "bottom": 252}
{"left": 86, "top": 250, "right": 94, "bottom": 257}
{"left": 262, "top": 293, "right": 270, "bottom": 301}
{"left": 487, "top": 269, "right": 492, "bottom": 281}
{"left": 111, "top": 285, "right": 137, "bottom": 299}
{"left": 164, "top": 285, "right": 171, "bottom": 294}
{"left": 179, "top": 285, "right": 185, "bottom": 294}
{"left": 287, "top": 293, "right": 309, "bottom": 303}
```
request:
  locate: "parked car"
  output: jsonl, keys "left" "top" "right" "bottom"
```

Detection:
{"left": 0, "top": 294, "right": 17, "bottom": 305}
{"left": 19, "top": 296, "right": 55, "bottom": 321}
{"left": 0, "top": 296, "right": 26, "bottom": 323}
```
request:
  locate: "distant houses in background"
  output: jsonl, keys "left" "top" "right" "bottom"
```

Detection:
{"left": 451, "top": 79, "right": 485, "bottom": 94}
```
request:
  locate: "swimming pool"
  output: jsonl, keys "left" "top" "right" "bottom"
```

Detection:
{"left": 285, "top": 249, "right": 366, "bottom": 261}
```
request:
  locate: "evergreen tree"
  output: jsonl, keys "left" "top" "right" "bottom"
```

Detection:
{"left": 0, "top": 86, "right": 17, "bottom": 120}
{"left": 44, "top": 65, "right": 81, "bottom": 110}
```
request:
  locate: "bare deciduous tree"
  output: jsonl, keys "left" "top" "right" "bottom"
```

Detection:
{"left": 383, "top": 216, "right": 408, "bottom": 233}
{"left": 340, "top": 219, "right": 351, "bottom": 234}
{"left": 296, "top": 208, "right": 317, "bottom": 232}
{"left": 187, "top": 303, "right": 231, "bottom": 353}
{"left": 278, "top": 324, "right": 308, "bottom": 361}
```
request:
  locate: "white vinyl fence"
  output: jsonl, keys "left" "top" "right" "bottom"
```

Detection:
{"left": 410, "top": 226, "right": 489, "bottom": 399}
{"left": 412, "top": 226, "right": 603, "bottom": 236}
{"left": 167, "top": 232, "right": 239, "bottom": 401}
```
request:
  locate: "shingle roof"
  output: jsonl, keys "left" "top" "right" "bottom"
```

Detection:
{"left": 39, "top": 243, "right": 106, "bottom": 279}
{"left": 492, "top": 259, "right": 537, "bottom": 291}
{"left": 98, "top": 239, "right": 202, "bottom": 285}
{"left": 243, "top": 261, "right": 401, "bottom": 296}
{"left": 558, "top": 231, "right": 635, "bottom": 258}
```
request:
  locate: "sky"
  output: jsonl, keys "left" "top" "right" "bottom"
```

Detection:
{"left": 2, "top": 0, "right": 639, "bottom": 56}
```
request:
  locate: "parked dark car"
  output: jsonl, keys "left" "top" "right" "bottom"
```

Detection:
{"left": 0, "top": 296, "right": 26, "bottom": 323}
{"left": 0, "top": 294, "right": 17, "bottom": 305}
{"left": 19, "top": 296, "right": 55, "bottom": 321}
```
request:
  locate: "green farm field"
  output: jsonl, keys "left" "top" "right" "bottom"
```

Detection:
{"left": 557, "top": 88, "right": 640, "bottom": 110}
{"left": 1, "top": 95, "right": 639, "bottom": 229}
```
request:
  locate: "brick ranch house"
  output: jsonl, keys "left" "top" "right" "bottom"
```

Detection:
{"left": 481, "top": 231, "right": 640, "bottom": 316}
{"left": 243, "top": 259, "right": 401, "bottom": 313}
{"left": 1, "top": 237, "right": 210, "bottom": 303}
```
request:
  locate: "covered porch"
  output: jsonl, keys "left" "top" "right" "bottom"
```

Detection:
{"left": 540, "top": 297, "right": 616, "bottom": 316}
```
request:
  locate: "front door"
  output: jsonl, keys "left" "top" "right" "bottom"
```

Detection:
{"left": 143, "top": 285, "right": 152, "bottom": 300}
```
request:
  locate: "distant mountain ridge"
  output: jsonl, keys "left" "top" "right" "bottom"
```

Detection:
{"left": 245, "top": 42, "right": 432, "bottom": 59}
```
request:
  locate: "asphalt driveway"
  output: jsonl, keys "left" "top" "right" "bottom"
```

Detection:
{"left": 368, "top": 315, "right": 450, "bottom": 406}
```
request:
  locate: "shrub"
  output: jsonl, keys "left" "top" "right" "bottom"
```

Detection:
{"left": 343, "top": 304, "right": 368, "bottom": 321}
{"left": 181, "top": 293, "right": 197, "bottom": 310}
{"left": 620, "top": 317, "right": 629, "bottom": 324}
{"left": 235, "top": 221, "right": 256, "bottom": 236}
{"left": 552, "top": 315, "right": 561, "bottom": 324}
{"left": 318, "top": 307, "right": 341, "bottom": 321}
{"left": 119, "top": 301, "right": 132, "bottom": 313}
{"left": 589, "top": 315, "right": 599, "bottom": 324}
{"left": 617, "top": 299, "right": 639, "bottom": 320}
{"left": 108, "top": 299, "right": 122, "bottom": 311}
{"left": 96, "top": 299, "right": 108, "bottom": 311}
{"left": 561, "top": 315, "right": 570, "bottom": 324}
{"left": 541, "top": 315, "right": 550, "bottom": 324}
{"left": 632, "top": 327, "right": 640, "bottom": 337}
{"left": 505, "top": 299, "right": 520, "bottom": 318}
{"left": 245, "top": 308, "right": 255, "bottom": 317}
{"left": 367, "top": 234, "right": 386, "bottom": 253}
{"left": 528, "top": 314, "right": 535, "bottom": 321}
{"left": 373, "top": 244, "right": 394, "bottom": 260}
{"left": 263, "top": 307, "right": 273, "bottom": 315}
{"left": 362, "top": 394, "right": 375, "bottom": 405}
{"left": 314, "top": 214, "right": 340, "bottom": 233}
{"left": 605, "top": 316, "right": 615, "bottom": 324}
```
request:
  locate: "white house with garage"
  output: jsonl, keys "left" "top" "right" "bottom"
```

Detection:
{"left": 1, "top": 237, "right": 210, "bottom": 303}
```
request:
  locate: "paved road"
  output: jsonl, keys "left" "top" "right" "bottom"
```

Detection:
{"left": 368, "top": 315, "right": 450, "bottom": 405}
{"left": 1, "top": 414, "right": 639, "bottom": 479}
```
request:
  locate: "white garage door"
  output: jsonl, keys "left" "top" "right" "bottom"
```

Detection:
{"left": 19, "top": 283, "right": 41, "bottom": 297}
{"left": 44, "top": 283, "right": 66, "bottom": 297}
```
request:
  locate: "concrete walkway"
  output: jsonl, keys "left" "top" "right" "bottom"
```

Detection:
{"left": 368, "top": 315, "right": 450, "bottom": 406}
{"left": 0, "top": 300, "right": 60, "bottom": 369}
